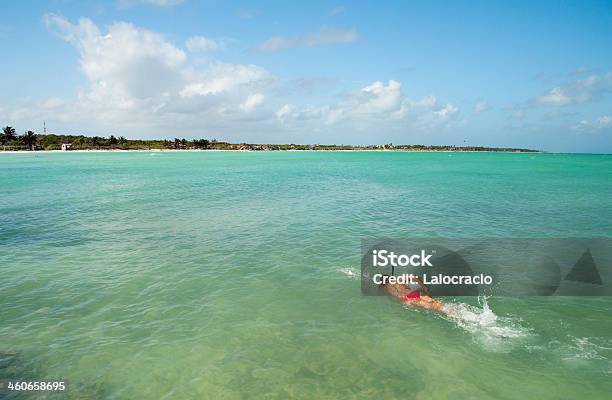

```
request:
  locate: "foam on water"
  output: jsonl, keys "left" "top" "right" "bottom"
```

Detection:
{"left": 556, "top": 336, "right": 612, "bottom": 374}
{"left": 338, "top": 267, "right": 359, "bottom": 279}
{"left": 441, "top": 297, "right": 530, "bottom": 348}
{"left": 564, "top": 336, "right": 612, "bottom": 360}
{"left": 425, "top": 296, "right": 530, "bottom": 352}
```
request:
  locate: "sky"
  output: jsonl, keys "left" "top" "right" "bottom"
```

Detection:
{"left": 1, "top": 0, "right": 611, "bottom": 152}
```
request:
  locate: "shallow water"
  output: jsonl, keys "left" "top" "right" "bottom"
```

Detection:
{"left": 1, "top": 151, "right": 611, "bottom": 399}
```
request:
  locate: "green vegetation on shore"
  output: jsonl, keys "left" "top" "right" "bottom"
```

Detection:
{"left": 1, "top": 126, "right": 538, "bottom": 152}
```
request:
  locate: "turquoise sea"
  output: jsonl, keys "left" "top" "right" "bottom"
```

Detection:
{"left": 1, "top": 151, "right": 612, "bottom": 399}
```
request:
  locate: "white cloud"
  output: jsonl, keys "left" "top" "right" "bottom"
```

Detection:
{"left": 575, "top": 115, "right": 612, "bottom": 132}
{"left": 276, "top": 104, "right": 293, "bottom": 121}
{"left": 359, "top": 80, "right": 402, "bottom": 112}
{"left": 256, "top": 28, "right": 358, "bottom": 52}
{"left": 538, "top": 72, "right": 612, "bottom": 106}
{"left": 33, "top": 14, "right": 274, "bottom": 135}
{"left": 600, "top": 115, "right": 612, "bottom": 127}
{"left": 44, "top": 14, "right": 187, "bottom": 100}
{"left": 180, "top": 63, "right": 270, "bottom": 97}
{"left": 474, "top": 101, "right": 489, "bottom": 114}
{"left": 277, "top": 80, "right": 459, "bottom": 130}
{"left": 435, "top": 104, "right": 459, "bottom": 119}
{"left": 240, "top": 93, "right": 265, "bottom": 111}
{"left": 186, "top": 36, "right": 222, "bottom": 52}
{"left": 538, "top": 87, "right": 573, "bottom": 105}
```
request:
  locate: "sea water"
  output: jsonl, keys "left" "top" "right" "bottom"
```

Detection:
{"left": 1, "top": 151, "right": 611, "bottom": 399}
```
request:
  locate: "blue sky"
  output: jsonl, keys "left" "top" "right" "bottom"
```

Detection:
{"left": 1, "top": 0, "right": 611, "bottom": 152}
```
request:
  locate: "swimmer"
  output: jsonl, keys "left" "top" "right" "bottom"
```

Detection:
{"left": 380, "top": 274, "right": 445, "bottom": 312}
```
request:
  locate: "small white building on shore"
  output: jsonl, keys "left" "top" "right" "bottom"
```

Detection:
{"left": 61, "top": 143, "right": 72, "bottom": 151}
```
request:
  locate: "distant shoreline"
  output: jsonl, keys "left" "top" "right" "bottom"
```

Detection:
{"left": 0, "top": 131, "right": 540, "bottom": 153}
{"left": 0, "top": 148, "right": 543, "bottom": 154}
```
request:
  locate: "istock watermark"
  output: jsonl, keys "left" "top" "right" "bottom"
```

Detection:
{"left": 361, "top": 238, "right": 612, "bottom": 296}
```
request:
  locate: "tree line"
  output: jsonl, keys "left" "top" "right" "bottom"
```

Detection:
{"left": 1, "top": 125, "right": 538, "bottom": 152}
{"left": 1, "top": 126, "right": 213, "bottom": 150}
{"left": 1, "top": 126, "right": 37, "bottom": 150}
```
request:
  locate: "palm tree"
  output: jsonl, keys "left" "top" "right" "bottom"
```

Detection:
{"left": 2, "top": 126, "right": 16, "bottom": 145}
{"left": 193, "top": 139, "right": 211, "bottom": 149}
{"left": 21, "top": 130, "right": 37, "bottom": 150}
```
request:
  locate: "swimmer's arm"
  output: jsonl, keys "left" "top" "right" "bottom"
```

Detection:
{"left": 410, "top": 298, "right": 445, "bottom": 312}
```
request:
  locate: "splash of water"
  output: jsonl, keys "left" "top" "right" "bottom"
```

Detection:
{"left": 441, "top": 296, "right": 530, "bottom": 351}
